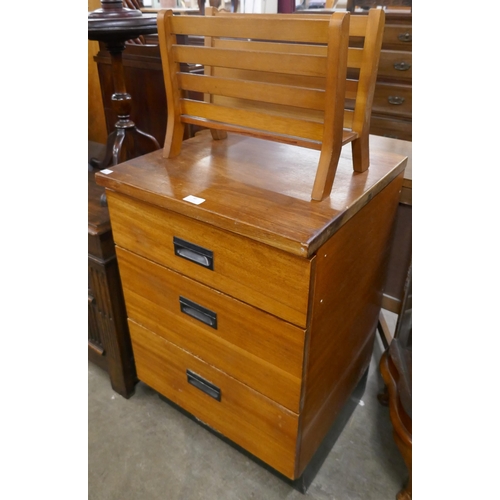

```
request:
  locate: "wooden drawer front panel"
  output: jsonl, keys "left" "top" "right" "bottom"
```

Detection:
{"left": 378, "top": 50, "right": 412, "bottom": 81}
{"left": 129, "top": 320, "right": 299, "bottom": 478}
{"left": 117, "top": 247, "right": 305, "bottom": 412}
{"left": 107, "top": 191, "right": 312, "bottom": 328}
{"left": 382, "top": 25, "right": 412, "bottom": 51}
{"left": 372, "top": 83, "right": 412, "bottom": 118}
{"left": 370, "top": 116, "right": 412, "bottom": 141}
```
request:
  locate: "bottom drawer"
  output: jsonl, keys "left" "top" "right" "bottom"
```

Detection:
{"left": 129, "top": 319, "right": 300, "bottom": 479}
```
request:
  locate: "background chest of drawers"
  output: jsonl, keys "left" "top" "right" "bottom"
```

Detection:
{"left": 369, "top": 10, "right": 412, "bottom": 140}
{"left": 96, "top": 133, "right": 407, "bottom": 485}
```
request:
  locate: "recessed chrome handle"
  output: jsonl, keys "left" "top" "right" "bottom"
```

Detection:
{"left": 187, "top": 370, "right": 221, "bottom": 401}
{"left": 173, "top": 236, "right": 214, "bottom": 270}
{"left": 394, "top": 61, "right": 411, "bottom": 71}
{"left": 388, "top": 96, "right": 405, "bottom": 105}
{"left": 180, "top": 296, "right": 218, "bottom": 329}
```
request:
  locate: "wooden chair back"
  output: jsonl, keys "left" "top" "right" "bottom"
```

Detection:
{"left": 157, "top": 9, "right": 384, "bottom": 200}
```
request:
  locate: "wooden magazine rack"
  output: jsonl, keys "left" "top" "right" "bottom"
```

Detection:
{"left": 157, "top": 8, "right": 385, "bottom": 201}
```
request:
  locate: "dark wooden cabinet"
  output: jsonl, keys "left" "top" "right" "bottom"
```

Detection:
{"left": 94, "top": 42, "right": 168, "bottom": 148}
{"left": 369, "top": 10, "right": 412, "bottom": 140}
{"left": 88, "top": 166, "right": 137, "bottom": 398}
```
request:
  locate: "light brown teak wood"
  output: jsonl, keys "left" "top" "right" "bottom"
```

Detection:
{"left": 116, "top": 246, "right": 306, "bottom": 412}
{"left": 157, "top": 9, "right": 385, "bottom": 201}
{"left": 129, "top": 319, "right": 300, "bottom": 478}
{"left": 96, "top": 133, "right": 408, "bottom": 480}
{"left": 106, "top": 189, "right": 313, "bottom": 327}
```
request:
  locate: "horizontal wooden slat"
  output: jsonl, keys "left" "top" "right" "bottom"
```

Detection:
{"left": 205, "top": 11, "right": 369, "bottom": 37}
{"left": 212, "top": 39, "right": 364, "bottom": 69}
{"left": 171, "top": 15, "right": 331, "bottom": 44}
{"left": 212, "top": 67, "right": 327, "bottom": 92}
{"left": 181, "top": 99, "right": 325, "bottom": 143}
{"left": 212, "top": 96, "right": 324, "bottom": 124}
{"left": 178, "top": 73, "right": 326, "bottom": 111}
{"left": 174, "top": 45, "right": 328, "bottom": 77}
{"left": 213, "top": 37, "right": 328, "bottom": 55}
{"left": 209, "top": 96, "right": 356, "bottom": 134}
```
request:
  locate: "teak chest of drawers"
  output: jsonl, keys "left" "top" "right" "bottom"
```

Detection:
{"left": 96, "top": 132, "right": 407, "bottom": 488}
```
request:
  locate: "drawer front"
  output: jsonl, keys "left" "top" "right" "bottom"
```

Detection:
{"left": 372, "top": 83, "right": 412, "bottom": 118}
{"left": 117, "top": 247, "right": 305, "bottom": 412}
{"left": 378, "top": 50, "right": 412, "bottom": 81}
{"left": 370, "top": 115, "right": 412, "bottom": 141}
{"left": 107, "top": 191, "right": 312, "bottom": 328}
{"left": 130, "top": 320, "right": 299, "bottom": 479}
{"left": 382, "top": 25, "right": 412, "bottom": 51}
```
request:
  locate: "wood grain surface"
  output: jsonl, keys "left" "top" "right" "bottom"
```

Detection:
{"left": 96, "top": 133, "right": 407, "bottom": 258}
{"left": 297, "top": 171, "right": 404, "bottom": 475}
{"left": 107, "top": 190, "right": 313, "bottom": 327}
{"left": 116, "top": 247, "right": 306, "bottom": 411}
{"left": 129, "top": 320, "right": 300, "bottom": 478}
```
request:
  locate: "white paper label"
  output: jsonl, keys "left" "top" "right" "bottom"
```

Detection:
{"left": 100, "top": 169, "right": 113, "bottom": 174}
{"left": 183, "top": 195, "right": 206, "bottom": 205}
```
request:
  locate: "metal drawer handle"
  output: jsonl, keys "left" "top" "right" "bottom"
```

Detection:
{"left": 394, "top": 61, "right": 411, "bottom": 71}
{"left": 187, "top": 370, "right": 221, "bottom": 401}
{"left": 398, "top": 32, "right": 412, "bottom": 42}
{"left": 173, "top": 236, "right": 214, "bottom": 270}
{"left": 180, "top": 296, "right": 218, "bottom": 329}
{"left": 388, "top": 96, "right": 405, "bottom": 105}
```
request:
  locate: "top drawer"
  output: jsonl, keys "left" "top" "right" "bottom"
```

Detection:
{"left": 382, "top": 25, "right": 412, "bottom": 51}
{"left": 107, "top": 191, "right": 312, "bottom": 328}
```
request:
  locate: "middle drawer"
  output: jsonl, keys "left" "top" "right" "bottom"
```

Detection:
{"left": 117, "top": 247, "right": 306, "bottom": 413}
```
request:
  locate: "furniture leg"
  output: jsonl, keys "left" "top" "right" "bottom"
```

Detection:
{"left": 380, "top": 349, "right": 412, "bottom": 500}
{"left": 351, "top": 134, "right": 370, "bottom": 172}
{"left": 89, "top": 33, "right": 160, "bottom": 171}
{"left": 394, "top": 430, "right": 412, "bottom": 500}
{"left": 89, "top": 129, "right": 119, "bottom": 170}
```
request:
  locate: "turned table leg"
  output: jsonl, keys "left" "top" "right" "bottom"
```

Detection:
{"left": 379, "top": 349, "right": 412, "bottom": 500}
{"left": 89, "top": 40, "right": 160, "bottom": 171}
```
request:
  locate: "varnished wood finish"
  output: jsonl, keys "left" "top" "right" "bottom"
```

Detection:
{"left": 299, "top": 8, "right": 412, "bottom": 141}
{"left": 97, "top": 133, "right": 407, "bottom": 258}
{"left": 129, "top": 320, "right": 300, "bottom": 478}
{"left": 116, "top": 247, "right": 306, "bottom": 411}
{"left": 157, "top": 9, "right": 385, "bottom": 200}
{"left": 89, "top": 1, "right": 108, "bottom": 144}
{"left": 96, "top": 134, "right": 408, "bottom": 482}
{"left": 380, "top": 346, "right": 412, "bottom": 500}
{"left": 90, "top": 11, "right": 410, "bottom": 146}
{"left": 107, "top": 190, "right": 313, "bottom": 327}
{"left": 297, "top": 172, "right": 403, "bottom": 476}
{"left": 368, "top": 11, "right": 412, "bottom": 140}
{"left": 88, "top": 3, "right": 160, "bottom": 169}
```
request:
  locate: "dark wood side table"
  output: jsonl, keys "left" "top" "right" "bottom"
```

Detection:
{"left": 88, "top": 162, "right": 137, "bottom": 398}
{"left": 88, "top": 1, "right": 160, "bottom": 170}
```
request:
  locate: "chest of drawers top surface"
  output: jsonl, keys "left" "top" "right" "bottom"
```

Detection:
{"left": 96, "top": 133, "right": 407, "bottom": 258}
